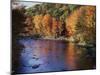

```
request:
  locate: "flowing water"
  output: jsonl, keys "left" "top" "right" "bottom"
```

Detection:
{"left": 13, "top": 38, "right": 96, "bottom": 74}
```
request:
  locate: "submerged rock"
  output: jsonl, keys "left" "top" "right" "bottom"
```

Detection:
{"left": 32, "top": 64, "right": 41, "bottom": 69}
{"left": 32, "top": 57, "right": 39, "bottom": 60}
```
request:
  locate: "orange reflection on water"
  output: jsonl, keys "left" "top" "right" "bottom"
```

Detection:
{"left": 65, "top": 42, "right": 77, "bottom": 70}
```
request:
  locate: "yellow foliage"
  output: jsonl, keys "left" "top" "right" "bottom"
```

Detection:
{"left": 33, "top": 14, "right": 43, "bottom": 29}
{"left": 65, "top": 6, "right": 83, "bottom": 36}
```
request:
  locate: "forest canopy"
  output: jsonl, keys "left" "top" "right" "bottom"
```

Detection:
{"left": 12, "top": 2, "right": 96, "bottom": 45}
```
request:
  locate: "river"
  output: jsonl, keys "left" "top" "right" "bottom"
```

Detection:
{"left": 13, "top": 38, "right": 96, "bottom": 74}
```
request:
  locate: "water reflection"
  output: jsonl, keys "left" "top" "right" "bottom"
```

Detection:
{"left": 65, "top": 42, "right": 77, "bottom": 70}
{"left": 13, "top": 38, "right": 96, "bottom": 74}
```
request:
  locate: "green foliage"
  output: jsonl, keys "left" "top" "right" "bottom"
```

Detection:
{"left": 26, "top": 7, "right": 34, "bottom": 16}
{"left": 26, "top": 3, "right": 75, "bottom": 19}
{"left": 68, "top": 4, "right": 78, "bottom": 12}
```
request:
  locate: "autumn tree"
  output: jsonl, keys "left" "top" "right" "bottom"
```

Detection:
{"left": 75, "top": 6, "right": 96, "bottom": 44}
{"left": 42, "top": 14, "right": 52, "bottom": 37}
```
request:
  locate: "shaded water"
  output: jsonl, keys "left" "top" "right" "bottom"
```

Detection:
{"left": 14, "top": 38, "right": 96, "bottom": 74}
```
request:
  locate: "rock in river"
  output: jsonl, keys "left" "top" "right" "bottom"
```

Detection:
{"left": 32, "top": 64, "right": 41, "bottom": 69}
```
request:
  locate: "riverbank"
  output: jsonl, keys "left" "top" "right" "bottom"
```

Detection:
{"left": 16, "top": 35, "right": 95, "bottom": 48}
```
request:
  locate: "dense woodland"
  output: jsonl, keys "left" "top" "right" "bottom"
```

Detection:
{"left": 12, "top": 2, "right": 96, "bottom": 45}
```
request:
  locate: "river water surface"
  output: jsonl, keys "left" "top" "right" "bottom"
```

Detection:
{"left": 14, "top": 38, "right": 96, "bottom": 74}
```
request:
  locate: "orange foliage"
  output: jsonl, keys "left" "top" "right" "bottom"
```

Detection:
{"left": 33, "top": 14, "right": 43, "bottom": 29}
{"left": 42, "top": 14, "right": 52, "bottom": 36}
{"left": 65, "top": 6, "right": 95, "bottom": 37}
{"left": 65, "top": 7, "right": 83, "bottom": 37}
{"left": 31, "top": 6, "right": 95, "bottom": 38}
{"left": 32, "top": 14, "right": 43, "bottom": 34}
{"left": 84, "top": 6, "right": 96, "bottom": 28}
{"left": 52, "top": 18, "right": 59, "bottom": 34}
